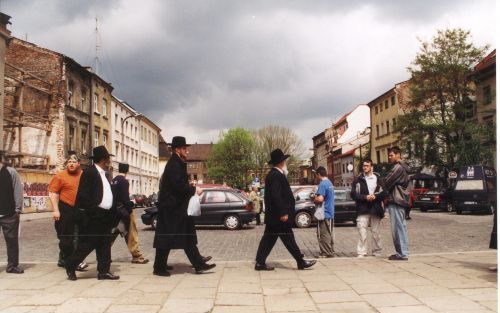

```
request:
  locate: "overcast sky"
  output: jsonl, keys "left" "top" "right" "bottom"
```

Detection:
{"left": 2, "top": 0, "right": 496, "bottom": 152}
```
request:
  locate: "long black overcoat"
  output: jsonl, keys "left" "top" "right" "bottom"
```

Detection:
{"left": 264, "top": 168, "right": 296, "bottom": 226}
{"left": 153, "top": 153, "right": 196, "bottom": 249}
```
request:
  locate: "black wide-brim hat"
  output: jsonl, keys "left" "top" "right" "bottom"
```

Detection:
{"left": 268, "top": 148, "right": 290, "bottom": 165}
{"left": 171, "top": 136, "right": 191, "bottom": 148}
{"left": 118, "top": 163, "right": 129, "bottom": 173}
{"left": 90, "top": 145, "right": 114, "bottom": 161}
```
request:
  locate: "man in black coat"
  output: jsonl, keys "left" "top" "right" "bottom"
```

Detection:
{"left": 350, "top": 159, "right": 387, "bottom": 258}
{"left": 65, "top": 146, "right": 119, "bottom": 281}
{"left": 255, "top": 149, "right": 316, "bottom": 271}
{"left": 153, "top": 136, "right": 215, "bottom": 276}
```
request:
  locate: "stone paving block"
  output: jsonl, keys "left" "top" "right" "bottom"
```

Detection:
{"left": 262, "top": 287, "right": 307, "bottom": 296}
{"left": 78, "top": 281, "right": 135, "bottom": 298}
{"left": 317, "top": 301, "right": 378, "bottom": 313}
{"left": 310, "top": 290, "right": 363, "bottom": 303}
{"left": 159, "top": 298, "right": 214, "bottom": 313}
{"left": 215, "top": 293, "right": 264, "bottom": 306}
{"left": 361, "top": 292, "right": 421, "bottom": 307}
{"left": 105, "top": 304, "right": 161, "bottom": 313}
{"left": 169, "top": 287, "right": 217, "bottom": 299}
{"left": 1, "top": 306, "right": 57, "bottom": 313}
{"left": 132, "top": 282, "right": 179, "bottom": 293}
{"left": 399, "top": 284, "right": 459, "bottom": 298}
{"left": 304, "top": 281, "right": 351, "bottom": 292}
{"left": 418, "top": 295, "right": 487, "bottom": 311}
{"left": 211, "top": 306, "right": 265, "bottom": 313}
{"left": 376, "top": 305, "right": 436, "bottom": 313}
{"left": 432, "top": 278, "right": 494, "bottom": 289}
{"left": 264, "top": 293, "right": 316, "bottom": 312}
{"left": 7, "top": 279, "right": 59, "bottom": 290}
{"left": 350, "top": 282, "right": 401, "bottom": 294}
{"left": 260, "top": 269, "right": 299, "bottom": 280}
{"left": 113, "top": 291, "right": 168, "bottom": 305}
{"left": 454, "top": 287, "right": 498, "bottom": 301}
{"left": 261, "top": 279, "right": 304, "bottom": 289}
{"left": 55, "top": 298, "right": 114, "bottom": 313}
{"left": 477, "top": 300, "right": 498, "bottom": 311}
{"left": 19, "top": 292, "right": 75, "bottom": 306}
{"left": 299, "top": 274, "right": 343, "bottom": 283}
{"left": 218, "top": 282, "right": 261, "bottom": 293}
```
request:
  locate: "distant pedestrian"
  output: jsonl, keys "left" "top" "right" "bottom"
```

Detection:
{"left": 351, "top": 159, "right": 386, "bottom": 257}
{"left": 384, "top": 147, "right": 411, "bottom": 261}
{"left": 489, "top": 205, "right": 497, "bottom": 272}
{"left": 153, "top": 136, "right": 215, "bottom": 276}
{"left": 249, "top": 186, "right": 262, "bottom": 225}
{"left": 255, "top": 149, "right": 316, "bottom": 271}
{"left": 312, "top": 166, "right": 335, "bottom": 258}
{"left": 0, "top": 150, "right": 24, "bottom": 274}
{"left": 65, "top": 146, "right": 119, "bottom": 281}
{"left": 111, "top": 163, "right": 149, "bottom": 264}
{"left": 48, "top": 152, "right": 88, "bottom": 271}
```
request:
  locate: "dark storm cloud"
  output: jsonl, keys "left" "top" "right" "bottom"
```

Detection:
{"left": 2, "top": 0, "right": 494, "bottom": 145}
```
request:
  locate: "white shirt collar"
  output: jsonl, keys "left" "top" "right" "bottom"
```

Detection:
{"left": 274, "top": 167, "right": 283, "bottom": 174}
{"left": 95, "top": 164, "right": 105, "bottom": 174}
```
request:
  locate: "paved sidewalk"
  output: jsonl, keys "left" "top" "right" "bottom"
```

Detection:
{"left": 0, "top": 251, "right": 497, "bottom": 313}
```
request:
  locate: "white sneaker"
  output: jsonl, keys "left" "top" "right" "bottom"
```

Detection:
{"left": 357, "top": 255, "right": 367, "bottom": 258}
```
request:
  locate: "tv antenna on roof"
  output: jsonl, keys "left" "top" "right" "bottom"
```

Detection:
{"left": 94, "top": 16, "right": 101, "bottom": 75}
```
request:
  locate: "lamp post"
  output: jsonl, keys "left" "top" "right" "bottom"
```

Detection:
{"left": 121, "top": 112, "right": 142, "bottom": 193}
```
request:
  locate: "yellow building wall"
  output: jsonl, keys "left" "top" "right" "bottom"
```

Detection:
{"left": 370, "top": 91, "right": 401, "bottom": 164}
{"left": 91, "top": 79, "right": 113, "bottom": 150}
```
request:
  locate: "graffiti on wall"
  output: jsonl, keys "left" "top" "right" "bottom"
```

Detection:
{"left": 23, "top": 183, "right": 50, "bottom": 211}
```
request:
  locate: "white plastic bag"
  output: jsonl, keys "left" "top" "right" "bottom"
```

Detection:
{"left": 314, "top": 202, "right": 325, "bottom": 221}
{"left": 187, "top": 195, "right": 201, "bottom": 216}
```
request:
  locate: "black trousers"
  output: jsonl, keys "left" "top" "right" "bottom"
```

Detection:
{"left": 154, "top": 246, "right": 203, "bottom": 272}
{"left": 256, "top": 222, "right": 303, "bottom": 264}
{"left": 66, "top": 210, "right": 114, "bottom": 274}
{"left": 54, "top": 202, "right": 77, "bottom": 263}
{"left": 0, "top": 213, "right": 20, "bottom": 270}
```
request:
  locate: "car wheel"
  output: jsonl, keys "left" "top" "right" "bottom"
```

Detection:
{"left": 151, "top": 216, "right": 158, "bottom": 230}
{"left": 446, "top": 203, "right": 454, "bottom": 213}
{"left": 224, "top": 215, "right": 241, "bottom": 230}
{"left": 456, "top": 209, "right": 462, "bottom": 215}
{"left": 420, "top": 208, "right": 428, "bottom": 212}
{"left": 295, "top": 211, "right": 312, "bottom": 228}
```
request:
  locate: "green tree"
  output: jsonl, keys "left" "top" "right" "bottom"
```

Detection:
{"left": 251, "top": 125, "right": 305, "bottom": 182}
{"left": 207, "top": 128, "right": 255, "bottom": 188}
{"left": 395, "top": 28, "right": 490, "bottom": 173}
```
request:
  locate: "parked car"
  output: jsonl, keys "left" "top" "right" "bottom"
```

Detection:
{"left": 413, "top": 188, "right": 452, "bottom": 212}
{"left": 449, "top": 165, "right": 496, "bottom": 215}
{"left": 409, "top": 173, "right": 447, "bottom": 208}
{"left": 141, "top": 188, "right": 256, "bottom": 230}
{"left": 131, "top": 194, "right": 147, "bottom": 207}
{"left": 293, "top": 187, "right": 357, "bottom": 228}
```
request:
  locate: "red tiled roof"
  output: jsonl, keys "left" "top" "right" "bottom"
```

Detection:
{"left": 475, "top": 49, "right": 496, "bottom": 72}
{"left": 187, "top": 144, "right": 213, "bottom": 161}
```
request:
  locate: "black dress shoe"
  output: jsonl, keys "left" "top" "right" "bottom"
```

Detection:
{"left": 153, "top": 270, "right": 171, "bottom": 277}
{"left": 6, "top": 267, "right": 24, "bottom": 274}
{"left": 66, "top": 269, "right": 77, "bottom": 281}
{"left": 388, "top": 254, "right": 408, "bottom": 261}
{"left": 297, "top": 260, "right": 317, "bottom": 270}
{"left": 97, "top": 272, "right": 120, "bottom": 280}
{"left": 195, "top": 263, "right": 216, "bottom": 274}
{"left": 255, "top": 263, "right": 274, "bottom": 271}
{"left": 201, "top": 256, "right": 212, "bottom": 263}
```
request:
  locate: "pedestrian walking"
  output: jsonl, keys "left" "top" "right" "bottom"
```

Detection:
{"left": 0, "top": 150, "right": 24, "bottom": 274}
{"left": 255, "top": 149, "right": 316, "bottom": 271}
{"left": 249, "top": 186, "right": 262, "bottom": 225}
{"left": 153, "top": 136, "right": 215, "bottom": 277}
{"left": 65, "top": 146, "right": 119, "bottom": 281}
{"left": 48, "top": 152, "right": 88, "bottom": 271}
{"left": 351, "top": 159, "right": 386, "bottom": 257}
{"left": 383, "top": 147, "right": 411, "bottom": 261}
{"left": 312, "top": 166, "right": 335, "bottom": 258}
{"left": 111, "top": 163, "right": 149, "bottom": 264}
{"left": 489, "top": 205, "right": 497, "bottom": 272}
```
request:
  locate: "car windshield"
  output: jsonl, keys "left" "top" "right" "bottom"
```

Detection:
{"left": 455, "top": 180, "right": 484, "bottom": 191}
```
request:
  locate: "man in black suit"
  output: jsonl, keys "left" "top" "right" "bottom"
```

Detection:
{"left": 65, "top": 146, "right": 119, "bottom": 281}
{"left": 153, "top": 136, "right": 215, "bottom": 276}
{"left": 255, "top": 149, "right": 316, "bottom": 271}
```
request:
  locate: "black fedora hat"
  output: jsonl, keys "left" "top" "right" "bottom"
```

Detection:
{"left": 268, "top": 149, "right": 290, "bottom": 165}
{"left": 118, "top": 163, "right": 129, "bottom": 173}
{"left": 171, "top": 136, "right": 191, "bottom": 148}
{"left": 90, "top": 145, "right": 114, "bottom": 161}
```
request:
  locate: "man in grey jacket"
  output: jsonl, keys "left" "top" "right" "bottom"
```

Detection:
{"left": 383, "top": 147, "right": 411, "bottom": 261}
{"left": 0, "top": 151, "right": 24, "bottom": 273}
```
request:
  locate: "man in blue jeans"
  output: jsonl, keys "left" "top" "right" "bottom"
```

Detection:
{"left": 383, "top": 146, "right": 411, "bottom": 261}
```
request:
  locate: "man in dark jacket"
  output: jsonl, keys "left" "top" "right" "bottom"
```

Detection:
{"left": 383, "top": 147, "right": 411, "bottom": 261}
{"left": 351, "top": 159, "right": 386, "bottom": 257}
{"left": 0, "top": 150, "right": 24, "bottom": 274}
{"left": 65, "top": 146, "right": 119, "bottom": 280}
{"left": 153, "top": 136, "right": 215, "bottom": 276}
{"left": 111, "top": 163, "right": 148, "bottom": 264}
{"left": 255, "top": 149, "right": 316, "bottom": 271}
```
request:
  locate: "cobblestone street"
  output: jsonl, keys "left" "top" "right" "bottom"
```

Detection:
{"left": 0, "top": 209, "right": 494, "bottom": 264}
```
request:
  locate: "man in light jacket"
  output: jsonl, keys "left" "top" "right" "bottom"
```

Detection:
{"left": 383, "top": 147, "right": 411, "bottom": 261}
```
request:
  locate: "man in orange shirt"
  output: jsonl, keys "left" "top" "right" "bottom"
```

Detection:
{"left": 48, "top": 152, "right": 87, "bottom": 270}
